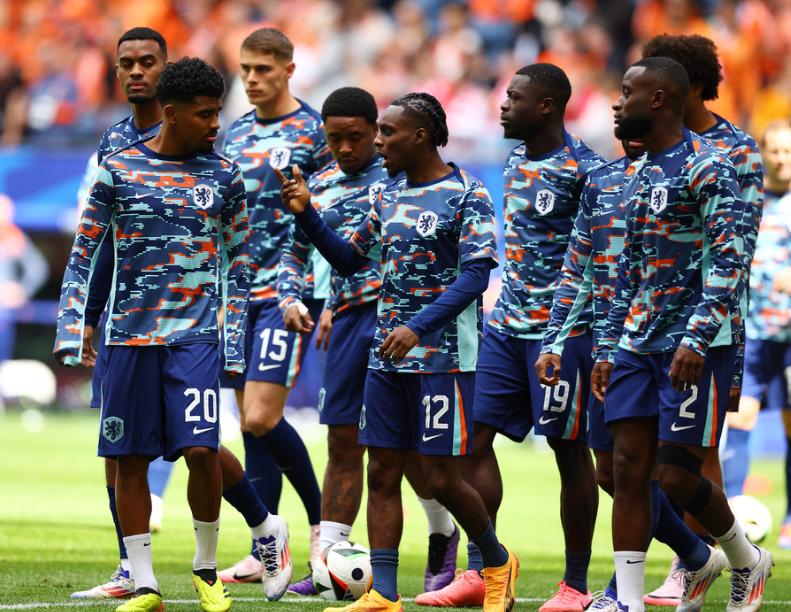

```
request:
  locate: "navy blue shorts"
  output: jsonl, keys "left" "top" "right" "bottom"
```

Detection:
{"left": 90, "top": 314, "right": 108, "bottom": 409}
{"left": 97, "top": 343, "right": 221, "bottom": 461}
{"left": 473, "top": 328, "right": 592, "bottom": 443}
{"left": 588, "top": 393, "right": 613, "bottom": 451}
{"left": 604, "top": 346, "right": 737, "bottom": 448}
{"left": 221, "top": 297, "right": 324, "bottom": 390}
{"left": 318, "top": 302, "right": 376, "bottom": 426}
{"left": 359, "top": 370, "right": 474, "bottom": 455}
{"left": 741, "top": 337, "right": 791, "bottom": 409}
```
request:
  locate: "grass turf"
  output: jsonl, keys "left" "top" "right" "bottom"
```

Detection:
{"left": 1, "top": 409, "right": 789, "bottom": 611}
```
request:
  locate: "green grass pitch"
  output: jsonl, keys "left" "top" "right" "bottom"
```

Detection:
{"left": 1, "top": 409, "right": 789, "bottom": 611}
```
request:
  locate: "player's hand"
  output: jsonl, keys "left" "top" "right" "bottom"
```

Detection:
{"left": 669, "top": 345, "right": 704, "bottom": 392}
{"left": 316, "top": 308, "right": 333, "bottom": 351}
{"left": 81, "top": 325, "right": 97, "bottom": 368}
{"left": 284, "top": 303, "right": 315, "bottom": 334}
{"left": 274, "top": 164, "right": 311, "bottom": 213}
{"left": 226, "top": 370, "right": 241, "bottom": 380}
{"left": 535, "top": 353, "right": 562, "bottom": 386}
{"left": 728, "top": 386, "right": 741, "bottom": 412}
{"left": 591, "top": 362, "right": 613, "bottom": 403}
{"left": 379, "top": 326, "right": 419, "bottom": 362}
{"left": 773, "top": 268, "right": 791, "bottom": 295}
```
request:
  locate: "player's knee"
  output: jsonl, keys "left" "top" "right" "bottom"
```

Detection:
{"left": 183, "top": 446, "right": 219, "bottom": 470}
{"left": 726, "top": 410, "right": 758, "bottom": 431}
{"left": 596, "top": 464, "right": 615, "bottom": 497}
{"left": 548, "top": 437, "right": 592, "bottom": 472}
{"left": 656, "top": 444, "right": 709, "bottom": 512}
{"left": 243, "top": 410, "right": 281, "bottom": 436}
{"left": 366, "top": 454, "right": 402, "bottom": 495}
{"left": 327, "top": 427, "right": 365, "bottom": 465}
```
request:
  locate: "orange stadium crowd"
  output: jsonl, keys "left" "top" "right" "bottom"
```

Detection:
{"left": 0, "top": 0, "right": 790, "bottom": 159}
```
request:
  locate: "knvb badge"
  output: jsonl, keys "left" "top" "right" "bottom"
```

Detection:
{"left": 650, "top": 186, "right": 668, "bottom": 214}
{"left": 193, "top": 185, "right": 214, "bottom": 209}
{"left": 416, "top": 211, "right": 438, "bottom": 237}
{"left": 369, "top": 182, "right": 386, "bottom": 205}
{"left": 102, "top": 417, "right": 124, "bottom": 443}
{"left": 269, "top": 147, "right": 291, "bottom": 170}
{"left": 535, "top": 189, "right": 555, "bottom": 214}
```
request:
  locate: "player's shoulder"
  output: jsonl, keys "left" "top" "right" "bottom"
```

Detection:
{"left": 565, "top": 131, "right": 607, "bottom": 170}
{"left": 101, "top": 138, "right": 147, "bottom": 165}
{"left": 295, "top": 99, "right": 323, "bottom": 124}
{"left": 226, "top": 110, "right": 257, "bottom": 133}
{"left": 714, "top": 114, "right": 759, "bottom": 151}
{"left": 455, "top": 164, "right": 488, "bottom": 193}
{"left": 307, "top": 159, "right": 342, "bottom": 189}
{"left": 586, "top": 156, "right": 628, "bottom": 188}
{"left": 203, "top": 150, "right": 244, "bottom": 176}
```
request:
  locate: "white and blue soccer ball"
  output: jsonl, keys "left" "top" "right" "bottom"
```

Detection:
{"left": 729, "top": 495, "right": 773, "bottom": 544}
{"left": 313, "top": 541, "right": 372, "bottom": 601}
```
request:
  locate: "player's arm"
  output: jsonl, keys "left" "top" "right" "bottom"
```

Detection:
{"left": 220, "top": 167, "right": 251, "bottom": 377}
{"left": 277, "top": 222, "right": 315, "bottom": 334}
{"left": 53, "top": 164, "right": 116, "bottom": 365}
{"left": 382, "top": 185, "right": 499, "bottom": 362}
{"left": 537, "top": 182, "right": 596, "bottom": 385}
{"left": 672, "top": 155, "right": 745, "bottom": 390}
{"left": 275, "top": 164, "right": 375, "bottom": 276}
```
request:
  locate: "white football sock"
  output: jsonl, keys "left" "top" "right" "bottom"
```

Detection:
{"left": 251, "top": 512, "right": 279, "bottom": 541}
{"left": 320, "top": 520, "right": 352, "bottom": 551}
{"left": 193, "top": 517, "right": 220, "bottom": 571}
{"left": 715, "top": 519, "right": 760, "bottom": 570}
{"left": 124, "top": 533, "right": 158, "bottom": 592}
{"left": 417, "top": 497, "right": 455, "bottom": 537}
{"left": 121, "top": 558, "right": 133, "bottom": 577}
{"left": 614, "top": 551, "right": 646, "bottom": 612}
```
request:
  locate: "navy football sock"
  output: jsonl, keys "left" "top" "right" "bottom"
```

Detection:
{"left": 466, "top": 542, "right": 483, "bottom": 573}
{"left": 147, "top": 457, "right": 174, "bottom": 499}
{"left": 653, "top": 490, "right": 709, "bottom": 571}
{"left": 608, "top": 571, "right": 617, "bottom": 595}
{"left": 107, "top": 486, "right": 127, "bottom": 560}
{"left": 370, "top": 549, "right": 399, "bottom": 602}
{"left": 223, "top": 472, "right": 269, "bottom": 528}
{"left": 785, "top": 437, "right": 791, "bottom": 518}
{"left": 722, "top": 427, "right": 750, "bottom": 498}
{"left": 259, "top": 418, "right": 322, "bottom": 525}
{"left": 243, "top": 431, "right": 282, "bottom": 514}
{"left": 563, "top": 549, "right": 591, "bottom": 595}
{"left": 471, "top": 520, "right": 509, "bottom": 568}
{"left": 651, "top": 480, "right": 661, "bottom": 537}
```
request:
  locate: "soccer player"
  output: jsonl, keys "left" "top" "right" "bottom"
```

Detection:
{"left": 591, "top": 56, "right": 772, "bottom": 612}
{"left": 722, "top": 119, "right": 791, "bottom": 548}
{"left": 639, "top": 34, "right": 764, "bottom": 605}
{"left": 420, "top": 64, "right": 603, "bottom": 612}
{"left": 218, "top": 27, "right": 331, "bottom": 587}
{"left": 55, "top": 57, "right": 248, "bottom": 612}
{"left": 276, "top": 86, "right": 459, "bottom": 594}
{"left": 276, "top": 92, "right": 518, "bottom": 612}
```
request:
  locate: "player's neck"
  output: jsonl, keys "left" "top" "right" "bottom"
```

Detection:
{"left": 765, "top": 175, "right": 790, "bottom": 195}
{"left": 255, "top": 93, "right": 301, "bottom": 120}
{"left": 683, "top": 103, "right": 718, "bottom": 135}
{"left": 144, "top": 129, "right": 194, "bottom": 157}
{"left": 130, "top": 100, "right": 162, "bottom": 131}
{"left": 642, "top": 124, "right": 685, "bottom": 155}
{"left": 405, "top": 154, "right": 453, "bottom": 184}
{"left": 521, "top": 123, "right": 565, "bottom": 157}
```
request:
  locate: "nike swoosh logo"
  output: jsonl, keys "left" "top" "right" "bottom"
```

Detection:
{"left": 422, "top": 433, "right": 442, "bottom": 442}
{"left": 143, "top": 542, "right": 151, "bottom": 546}
{"left": 133, "top": 192, "right": 153, "bottom": 199}
{"left": 671, "top": 423, "right": 695, "bottom": 432}
{"left": 193, "top": 426, "right": 213, "bottom": 435}
{"left": 625, "top": 559, "right": 644, "bottom": 564}
{"left": 539, "top": 416, "right": 558, "bottom": 424}
{"left": 340, "top": 532, "right": 350, "bottom": 537}
{"left": 259, "top": 364, "right": 280, "bottom": 372}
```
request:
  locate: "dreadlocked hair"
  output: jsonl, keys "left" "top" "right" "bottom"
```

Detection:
{"left": 391, "top": 92, "right": 449, "bottom": 148}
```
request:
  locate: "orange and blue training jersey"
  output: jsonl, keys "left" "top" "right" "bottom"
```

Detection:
{"left": 542, "top": 157, "right": 631, "bottom": 357}
{"left": 746, "top": 190, "right": 791, "bottom": 342}
{"left": 596, "top": 129, "right": 746, "bottom": 363}
{"left": 222, "top": 102, "right": 333, "bottom": 301}
{"left": 487, "top": 131, "right": 605, "bottom": 340}
{"left": 54, "top": 140, "right": 250, "bottom": 372}
{"left": 98, "top": 115, "right": 163, "bottom": 164}
{"left": 277, "top": 156, "right": 388, "bottom": 318}
{"left": 347, "top": 165, "right": 498, "bottom": 374}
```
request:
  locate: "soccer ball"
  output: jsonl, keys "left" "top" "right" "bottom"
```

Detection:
{"left": 729, "top": 495, "right": 773, "bottom": 544}
{"left": 313, "top": 541, "right": 372, "bottom": 601}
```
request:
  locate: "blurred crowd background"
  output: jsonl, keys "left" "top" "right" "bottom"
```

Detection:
{"left": 2, "top": 0, "right": 791, "bottom": 433}
{"left": 2, "top": 0, "right": 791, "bottom": 160}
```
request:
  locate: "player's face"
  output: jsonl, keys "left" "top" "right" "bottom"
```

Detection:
{"left": 374, "top": 106, "right": 415, "bottom": 178}
{"left": 613, "top": 67, "right": 654, "bottom": 140}
{"left": 764, "top": 127, "right": 791, "bottom": 184}
{"left": 239, "top": 49, "right": 294, "bottom": 108}
{"left": 172, "top": 96, "right": 222, "bottom": 154}
{"left": 621, "top": 139, "right": 645, "bottom": 161}
{"left": 500, "top": 74, "right": 546, "bottom": 140}
{"left": 325, "top": 116, "right": 378, "bottom": 175}
{"left": 116, "top": 39, "right": 167, "bottom": 104}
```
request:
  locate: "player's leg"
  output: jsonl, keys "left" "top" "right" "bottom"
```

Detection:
{"left": 404, "top": 453, "right": 459, "bottom": 593}
{"left": 322, "top": 422, "right": 366, "bottom": 544}
{"left": 146, "top": 457, "right": 173, "bottom": 533}
{"left": 655, "top": 347, "right": 772, "bottom": 612}
{"left": 218, "top": 445, "right": 292, "bottom": 596}
{"left": 531, "top": 334, "right": 596, "bottom": 610}
{"left": 781, "top": 408, "right": 791, "bottom": 548}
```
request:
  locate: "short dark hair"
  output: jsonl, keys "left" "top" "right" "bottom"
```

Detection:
{"left": 156, "top": 57, "right": 225, "bottom": 106}
{"left": 117, "top": 27, "right": 167, "bottom": 57}
{"left": 322, "top": 87, "right": 378, "bottom": 125}
{"left": 632, "top": 56, "right": 690, "bottom": 99}
{"left": 241, "top": 28, "right": 293, "bottom": 62}
{"left": 391, "top": 92, "right": 449, "bottom": 148}
{"left": 515, "top": 63, "right": 572, "bottom": 109}
{"left": 642, "top": 34, "right": 722, "bottom": 100}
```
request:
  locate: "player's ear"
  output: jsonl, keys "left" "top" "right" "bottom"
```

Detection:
{"left": 284, "top": 61, "right": 296, "bottom": 80}
{"left": 413, "top": 126, "right": 427, "bottom": 147}
{"left": 540, "top": 96, "right": 555, "bottom": 115}
{"left": 651, "top": 89, "right": 665, "bottom": 110}
{"left": 163, "top": 103, "right": 178, "bottom": 125}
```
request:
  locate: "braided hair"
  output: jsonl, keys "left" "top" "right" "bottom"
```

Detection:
{"left": 391, "top": 92, "right": 449, "bottom": 148}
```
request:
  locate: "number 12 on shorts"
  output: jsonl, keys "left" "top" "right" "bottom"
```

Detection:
{"left": 423, "top": 395, "right": 449, "bottom": 430}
